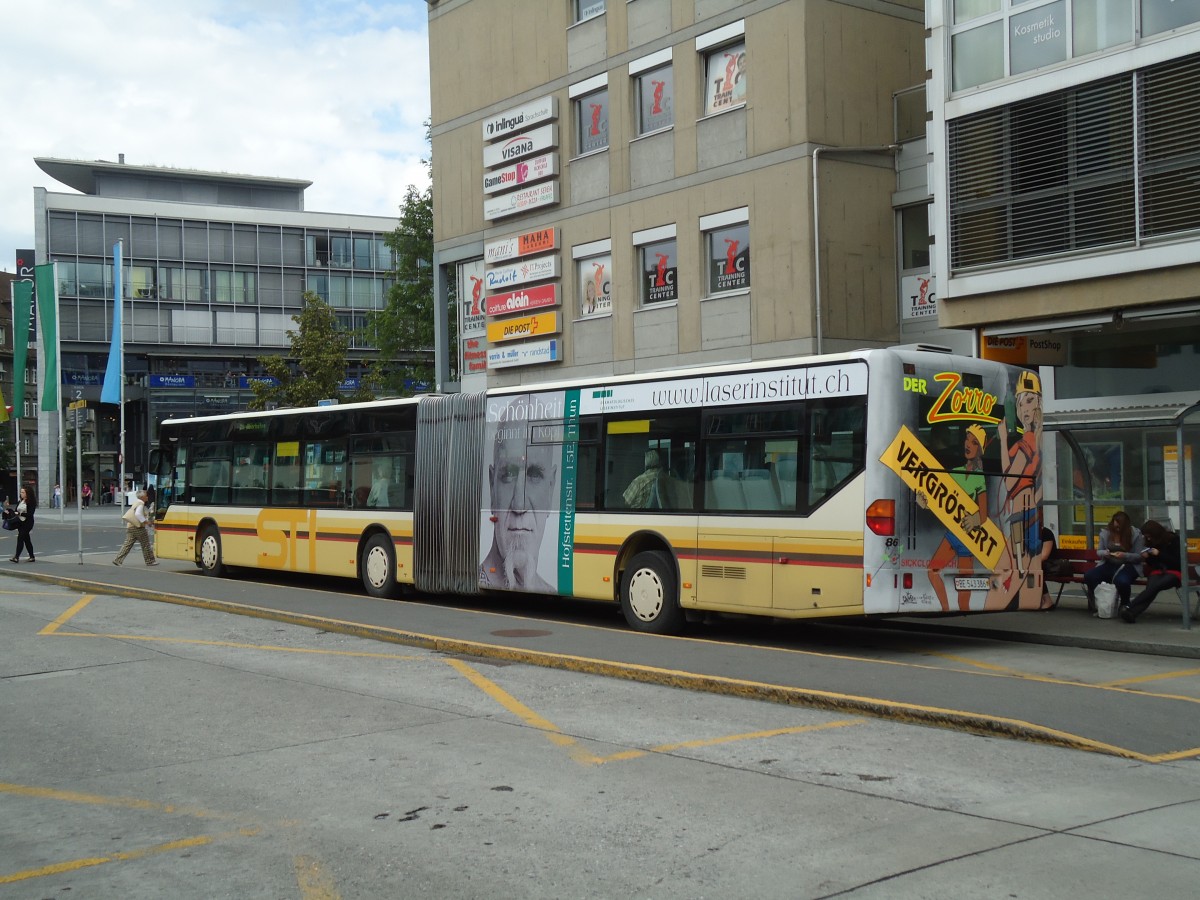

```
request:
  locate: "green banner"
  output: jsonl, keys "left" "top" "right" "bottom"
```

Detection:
{"left": 556, "top": 389, "right": 580, "bottom": 595}
{"left": 35, "top": 264, "right": 58, "bottom": 411}
{"left": 11, "top": 280, "right": 31, "bottom": 413}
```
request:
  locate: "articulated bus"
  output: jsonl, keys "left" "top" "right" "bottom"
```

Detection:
{"left": 151, "top": 347, "right": 1045, "bottom": 633}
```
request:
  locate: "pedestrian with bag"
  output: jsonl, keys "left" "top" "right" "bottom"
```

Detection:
{"left": 113, "top": 489, "right": 158, "bottom": 567}
{"left": 1120, "top": 519, "right": 1182, "bottom": 624}
{"left": 1084, "top": 511, "right": 1143, "bottom": 615}
{"left": 9, "top": 486, "right": 37, "bottom": 563}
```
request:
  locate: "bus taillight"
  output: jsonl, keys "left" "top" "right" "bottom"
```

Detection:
{"left": 866, "top": 499, "right": 895, "bottom": 536}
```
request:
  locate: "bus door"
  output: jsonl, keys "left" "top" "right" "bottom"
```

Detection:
{"left": 696, "top": 427, "right": 779, "bottom": 612}
{"left": 151, "top": 443, "right": 194, "bottom": 559}
{"left": 772, "top": 406, "right": 866, "bottom": 612}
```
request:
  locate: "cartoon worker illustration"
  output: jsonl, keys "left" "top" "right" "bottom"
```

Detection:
{"left": 917, "top": 424, "right": 989, "bottom": 611}
{"left": 997, "top": 370, "right": 1043, "bottom": 581}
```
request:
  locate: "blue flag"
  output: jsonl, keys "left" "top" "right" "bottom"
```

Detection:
{"left": 101, "top": 241, "right": 123, "bottom": 404}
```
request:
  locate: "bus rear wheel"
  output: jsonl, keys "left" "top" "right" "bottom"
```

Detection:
{"left": 197, "top": 526, "right": 226, "bottom": 577}
{"left": 620, "top": 550, "right": 684, "bottom": 635}
{"left": 362, "top": 533, "right": 398, "bottom": 599}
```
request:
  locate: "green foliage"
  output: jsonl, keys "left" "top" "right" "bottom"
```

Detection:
{"left": 367, "top": 144, "right": 440, "bottom": 396}
{"left": 250, "top": 292, "right": 374, "bottom": 410}
{"left": 0, "top": 430, "right": 13, "bottom": 475}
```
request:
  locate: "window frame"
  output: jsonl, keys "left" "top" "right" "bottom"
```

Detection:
{"left": 630, "top": 49, "right": 674, "bottom": 136}
{"left": 573, "top": 239, "right": 613, "bottom": 319}
{"left": 700, "top": 208, "right": 751, "bottom": 296}
{"left": 571, "top": 74, "right": 610, "bottom": 156}
{"left": 633, "top": 224, "right": 678, "bottom": 307}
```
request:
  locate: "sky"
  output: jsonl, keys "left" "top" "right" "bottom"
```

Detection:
{"left": 0, "top": 0, "right": 432, "bottom": 274}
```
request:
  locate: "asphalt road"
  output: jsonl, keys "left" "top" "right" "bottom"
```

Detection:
{"left": 4, "top": 577, "right": 1200, "bottom": 899}
{"left": 8, "top": 510, "right": 1200, "bottom": 764}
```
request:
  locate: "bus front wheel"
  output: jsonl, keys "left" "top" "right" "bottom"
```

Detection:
{"left": 362, "top": 534, "right": 398, "bottom": 599}
{"left": 620, "top": 551, "right": 684, "bottom": 635}
{"left": 197, "top": 526, "right": 226, "bottom": 577}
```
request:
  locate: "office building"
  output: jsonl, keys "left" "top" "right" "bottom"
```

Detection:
{"left": 426, "top": 0, "right": 956, "bottom": 395}
{"left": 32, "top": 156, "right": 400, "bottom": 496}
{"left": 927, "top": 2, "right": 1200, "bottom": 538}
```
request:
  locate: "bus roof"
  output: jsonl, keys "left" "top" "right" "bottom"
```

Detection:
{"left": 158, "top": 346, "right": 975, "bottom": 428}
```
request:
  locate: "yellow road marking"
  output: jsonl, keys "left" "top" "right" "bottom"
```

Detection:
{"left": 594, "top": 720, "right": 863, "bottom": 764}
{"left": 447, "top": 657, "right": 862, "bottom": 765}
{"left": 45, "top": 630, "right": 423, "bottom": 660}
{"left": 39, "top": 594, "right": 95, "bottom": 634}
{"left": 445, "top": 657, "right": 577, "bottom": 749}
{"left": 1102, "top": 667, "right": 1200, "bottom": 688}
{"left": 0, "top": 835, "right": 213, "bottom": 884}
{"left": 294, "top": 854, "right": 342, "bottom": 900}
{"left": 0, "top": 781, "right": 228, "bottom": 819}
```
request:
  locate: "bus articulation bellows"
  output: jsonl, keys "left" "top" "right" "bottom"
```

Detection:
{"left": 152, "top": 347, "right": 1045, "bottom": 633}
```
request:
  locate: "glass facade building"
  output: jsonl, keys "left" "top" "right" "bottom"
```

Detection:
{"left": 32, "top": 157, "right": 399, "bottom": 495}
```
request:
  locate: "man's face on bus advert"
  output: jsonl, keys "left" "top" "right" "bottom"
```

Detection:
{"left": 489, "top": 429, "right": 558, "bottom": 583}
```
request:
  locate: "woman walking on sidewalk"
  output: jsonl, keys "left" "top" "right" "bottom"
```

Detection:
{"left": 9, "top": 486, "right": 37, "bottom": 563}
{"left": 113, "top": 490, "right": 158, "bottom": 567}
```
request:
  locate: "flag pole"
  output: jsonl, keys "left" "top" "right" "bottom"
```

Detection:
{"left": 117, "top": 242, "right": 126, "bottom": 514}
{"left": 55, "top": 262, "right": 65, "bottom": 523}
{"left": 8, "top": 282, "right": 17, "bottom": 506}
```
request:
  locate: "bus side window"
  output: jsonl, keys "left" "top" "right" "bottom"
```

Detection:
{"left": 806, "top": 402, "right": 866, "bottom": 509}
{"left": 191, "top": 444, "right": 232, "bottom": 505}
{"left": 272, "top": 444, "right": 301, "bottom": 507}
{"left": 603, "top": 412, "right": 697, "bottom": 512}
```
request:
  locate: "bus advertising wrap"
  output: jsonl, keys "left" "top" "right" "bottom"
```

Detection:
{"left": 479, "top": 391, "right": 575, "bottom": 596}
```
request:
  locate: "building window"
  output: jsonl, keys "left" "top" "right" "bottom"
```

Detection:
{"left": 948, "top": 54, "right": 1200, "bottom": 270}
{"left": 1074, "top": 0, "right": 1131, "bottom": 55}
{"left": 574, "top": 0, "right": 604, "bottom": 23}
{"left": 1009, "top": 1, "right": 1066, "bottom": 77}
{"left": 900, "top": 205, "right": 931, "bottom": 270}
{"left": 632, "top": 51, "right": 673, "bottom": 135}
{"left": 22, "top": 437, "right": 31, "bottom": 456}
{"left": 701, "top": 209, "right": 750, "bottom": 295}
{"left": 574, "top": 240, "right": 612, "bottom": 318}
{"left": 954, "top": 0, "right": 999, "bottom": 22}
{"left": 575, "top": 87, "right": 609, "bottom": 155}
{"left": 1143, "top": 0, "right": 1200, "bottom": 37}
{"left": 702, "top": 42, "right": 747, "bottom": 115}
{"left": 952, "top": 21, "right": 1003, "bottom": 90}
{"left": 634, "top": 225, "right": 677, "bottom": 306}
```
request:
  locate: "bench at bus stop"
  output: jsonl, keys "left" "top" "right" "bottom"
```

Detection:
{"left": 1044, "top": 548, "right": 1200, "bottom": 615}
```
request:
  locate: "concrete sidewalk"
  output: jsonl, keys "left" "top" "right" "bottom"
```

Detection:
{"left": 880, "top": 585, "right": 1200, "bottom": 659}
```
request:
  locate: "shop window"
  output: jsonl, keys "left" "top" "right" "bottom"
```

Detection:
{"left": 575, "top": 245, "right": 612, "bottom": 318}
{"left": 574, "top": 0, "right": 604, "bottom": 24}
{"left": 702, "top": 41, "right": 746, "bottom": 115}
{"left": 952, "top": 21, "right": 1004, "bottom": 90}
{"left": 635, "top": 63, "right": 673, "bottom": 135}
{"left": 575, "top": 87, "right": 609, "bottom": 155}
{"left": 634, "top": 226, "right": 677, "bottom": 306}
{"left": 701, "top": 210, "right": 750, "bottom": 295}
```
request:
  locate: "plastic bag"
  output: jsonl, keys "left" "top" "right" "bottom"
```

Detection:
{"left": 1095, "top": 581, "right": 1119, "bottom": 619}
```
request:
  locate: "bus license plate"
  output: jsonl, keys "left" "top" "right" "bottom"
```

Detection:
{"left": 952, "top": 576, "right": 990, "bottom": 592}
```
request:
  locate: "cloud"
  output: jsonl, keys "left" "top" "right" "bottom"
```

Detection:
{"left": 0, "top": 0, "right": 430, "bottom": 272}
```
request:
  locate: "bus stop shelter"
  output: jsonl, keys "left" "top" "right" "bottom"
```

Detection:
{"left": 1044, "top": 393, "right": 1200, "bottom": 629}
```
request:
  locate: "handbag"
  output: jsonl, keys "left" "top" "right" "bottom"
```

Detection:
{"left": 122, "top": 505, "right": 141, "bottom": 526}
{"left": 1, "top": 518, "right": 13, "bottom": 531}
{"left": 1043, "top": 557, "right": 1073, "bottom": 578}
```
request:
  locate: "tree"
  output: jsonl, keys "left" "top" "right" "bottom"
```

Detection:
{"left": 367, "top": 141, "right": 439, "bottom": 396}
{"left": 249, "top": 292, "right": 374, "bottom": 410}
